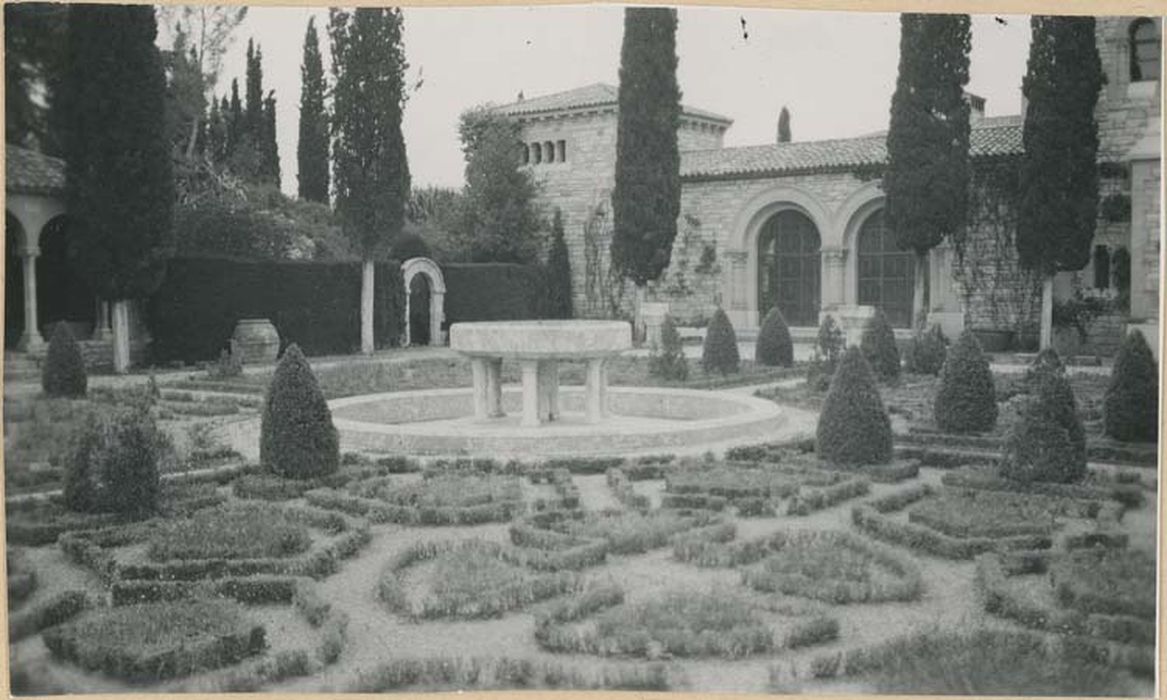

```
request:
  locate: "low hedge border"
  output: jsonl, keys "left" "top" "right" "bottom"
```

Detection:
{"left": 8, "top": 589, "right": 88, "bottom": 643}
{"left": 786, "top": 478, "right": 870, "bottom": 516}
{"left": 343, "top": 655, "right": 674, "bottom": 692}
{"left": 823, "top": 460, "right": 920, "bottom": 484}
{"left": 940, "top": 467, "right": 1138, "bottom": 516}
{"left": 377, "top": 539, "right": 580, "bottom": 620}
{"left": 904, "top": 426, "right": 1158, "bottom": 467}
{"left": 907, "top": 494, "right": 1056, "bottom": 540}
{"left": 605, "top": 468, "right": 650, "bottom": 511}
{"left": 529, "top": 467, "right": 581, "bottom": 511}
{"left": 305, "top": 487, "right": 523, "bottom": 526}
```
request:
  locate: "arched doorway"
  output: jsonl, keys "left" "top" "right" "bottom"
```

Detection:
{"left": 856, "top": 209, "right": 916, "bottom": 328}
{"left": 401, "top": 257, "right": 446, "bottom": 347}
{"left": 409, "top": 273, "right": 432, "bottom": 346}
{"left": 6, "top": 212, "right": 26, "bottom": 347}
{"left": 37, "top": 216, "right": 96, "bottom": 336}
{"left": 757, "top": 209, "right": 821, "bottom": 326}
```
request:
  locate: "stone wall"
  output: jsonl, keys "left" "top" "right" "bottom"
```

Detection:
{"left": 1095, "top": 16, "right": 1162, "bottom": 162}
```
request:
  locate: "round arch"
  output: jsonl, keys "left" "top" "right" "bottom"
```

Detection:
{"left": 37, "top": 215, "right": 96, "bottom": 335}
{"left": 401, "top": 257, "right": 446, "bottom": 347}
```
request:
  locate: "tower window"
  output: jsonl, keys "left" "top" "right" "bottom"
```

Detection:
{"left": 544, "top": 141, "right": 555, "bottom": 163}
{"left": 557, "top": 140, "right": 567, "bottom": 162}
{"left": 532, "top": 142, "right": 542, "bottom": 164}
{"left": 1130, "top": 18, "right": 1161, "bottom": 82}
{"left": 520, "top": 143, "right": 530, "bottom": 165}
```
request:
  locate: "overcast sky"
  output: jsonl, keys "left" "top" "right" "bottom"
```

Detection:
{"left": 185, "top": 5, "right": 1034, "bottom": 195}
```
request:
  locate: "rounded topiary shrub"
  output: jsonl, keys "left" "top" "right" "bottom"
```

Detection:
{"left": 860, "top": 309, "right": 901, "bottom": 381}
{"left": 999, "top": 396, "right": 1080, "bottom": 484}
{"left": 755, "top": 307, "right": 793, "bottom": 367}
{"left": 260, "top": 343, "right": 339, "bottom": 479}
{"left": 42, "top": 322, "right": 87, "bottom": 398}
{"left": 815, "top": 346, "right": 893, "bottom": 465}
{"left": 701, "top": 308, "right": 740, "bottom": 376}
{"left": 1104, "top": 330, "right": 1158, "bottom": 443}
{"left": 904, "top": 324, "right": 947, "bottom": 376}
{"left": 649, "top": 314, "right": 689, "bottom": 381}
{"left": 934, "top": 331, "right": 998, "bottom": 434}
{"left": 64, "top": 407, "right": 172, "bottom": 516}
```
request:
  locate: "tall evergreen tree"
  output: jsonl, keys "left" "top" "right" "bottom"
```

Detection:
{"left": 61, "top": 4, "right": 174, "bottom": 373}
{"left": 610, "top": 7, "right": 681, "bottom": 341}
{"left": 777, "top": 106, "right": 791, "bottom": 143}
{"left": 884, "top": 13, "right": 971, "bottom": 328}
{"left": 163, "top": 24, "right": 207, "bottom": 158}
{"left": 547, "top": 208, "right": 573, "bottom": 319}
{"left": 244, "top": 38, "right": 263, "bottom": 137}
{"left": 261, "top": 91, "right": 280, "bottom": 188}
{"left": 1017, "top": 16, "right": 1103, "bottom": 349}
{"left": 227, "top": 79, "right": 243, "bottom": 156}
{"left": 330, "top": 7, "right": 411, "bottom": 354}
{"left": 298, "top": 16, "right": 330, "bottom": 203}
{"left": 207, "top": 96, "right": 226, "bottom": 164}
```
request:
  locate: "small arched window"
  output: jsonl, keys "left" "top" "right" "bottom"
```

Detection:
{"left": 1130, "top": 18, "right": 1161, "bottom": 82}
{"left": 557, "top": 140, "right": 567, "bottom": 162}
{"left": 532, "top": 142, "right": 542, "bottom": 164}
{"left": 544, "top": 141, "right": 555, "bottom": 163}
{"left": 520, "top": 143, "right": 530, "bottom": 165}
{"left": 1092, "top": 245, "right": 1111, "bottom": 289}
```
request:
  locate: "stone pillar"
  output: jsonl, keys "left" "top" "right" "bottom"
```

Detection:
{"left": 520, "top": 359, "right": 541, "bottom": 427}
{"left": 820, "top": 247, "right": 847, "bottom": 310}
{"left": 92, "top": 300, "right": 112, "bottom": 341}
{"left": 537, "top": 360, "right": 559, "bottom": 422}
{"left": 470, "top": 357, "right": 489, "bottom": 419}
{"left": 585, "top": 357, "right": 608, "bottom": 423}
{"left": 431, "top": 290, "right": 446, "bottom": 346}
{"left": 485, "top": 358, "right": 504, "bottom": 417}
{"left": 17, "top": 250, "right": 44, "bottom": 353}
{"left": 724, "top": 250, "right": 750, "bottom": 328}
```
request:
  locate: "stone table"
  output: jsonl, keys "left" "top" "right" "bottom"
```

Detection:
{"left": 449, "top": 320, "right": 632, "bottom": 426}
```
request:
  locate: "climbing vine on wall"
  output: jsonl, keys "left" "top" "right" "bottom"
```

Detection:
{"left": 651, "top": 213, "right": 720, "bottom": 301}
{"left": 581, "top": 192, "right": 628, "bottom": 318}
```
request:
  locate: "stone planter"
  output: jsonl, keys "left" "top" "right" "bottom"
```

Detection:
{"left": 969, "top": 328, "right": 1014, "bottom": 353}
{"left": 231, "top": 319, "right": 280, "bottom": 364}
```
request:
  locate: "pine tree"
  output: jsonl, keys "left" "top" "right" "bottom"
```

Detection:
{"left": 547, "top": 209, "right": 573, "bottom": 319}
{"left": 61, "top": 4, "right": 174, "bottom": 373}
{"left": 777, "top": 106, "right": 791, "bottom": 143}
{"left": 1017, "top": 16, "right": 1103, "bottom": 349}
{"left": 298, "top": 16, "right": 330, "bottom": 203}
{"left": 331, "top": 7, "right": 410, "bottom": 354}
{"left": 884, "top": 13, "right": 971, "bottom": 328}
{"left": 611, "top": 7, "right": 682, "bottom": 340}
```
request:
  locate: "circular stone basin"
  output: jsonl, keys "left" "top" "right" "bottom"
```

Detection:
{"left": 450, "top": 320, "right": 631, "bottom": 359}
{"left": 330, "top": 386, "right": 797, "bottom": 458}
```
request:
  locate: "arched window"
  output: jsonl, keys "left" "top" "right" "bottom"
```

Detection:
{"left": 1093, "top": 245, "right": 1112, "bottom": 289}
{"left": 544, "top": 141, "right": 555, "bottom": 163}
{"left": 757, "top": 209, "right": 820, "bottom": 327}
{"left": 520, "top": 143, "right": 530, "bottom": 165}
{"left": 857, "top": 209, "right": 915, "bottom": 328}
{"left": 1130, "top": 18, "right": 1161, "bottom": 82}
{"left": 557, "top": 140, "right": 567, "bottom": 162}
{"left": 532, "top": 142, "right": 542, "bottom": 164}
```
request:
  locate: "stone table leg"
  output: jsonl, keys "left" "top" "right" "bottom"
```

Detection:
{"left": 485, "top": 358, "right": 504, "bottom": 417}
{"left": 537, "top": 360, "right": 559, "bottom": 422}
{"left": 470, "top": 357, "right": 488, "bottom": 419}
{"left": 520, "top": 359, "right": 541, "bottom": 427}
{"left": 585, "top": 357, "right": 608, "bottom": 423}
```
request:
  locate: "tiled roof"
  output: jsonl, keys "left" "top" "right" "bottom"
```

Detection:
{"left": 496, "top": 82, "right": 733, "bottom": 125}
{"left": 6, "top": 144, "right": 66, "bottom": 195}
{"left": 682, "top": 115, "right": 1024, "bottom": 180}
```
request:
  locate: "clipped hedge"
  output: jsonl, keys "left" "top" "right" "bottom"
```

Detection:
{"left": 816, "top": 347, "right": 893, "bottom": 465}
{"left": 755, "top": 307, "right": 793, "bottom": 367}
{"left": 860, "top": 308, "right": 901, "bottom": 381}
{"left": 904, "top": 324, "right": 947, "bottom": 375}
{"left": 934, "top": 330, "right": 997, "bottom": 434}
{"left": 1104, "top": 330, "right": 1158, "bottom": 443}
{"left": 442, "top": 263, "right": 550, "bottom": 327}
{"left": 8, "top": 590, "right": 88, "bottom": 643}
{"left": 701, "top": 308, "right": 740, "bottom": 375}
{"left": 260, "top": 344, "right": 339, "bottom": 480}
{"left": 43, "top": 322, "right": 87, "bottom": 397}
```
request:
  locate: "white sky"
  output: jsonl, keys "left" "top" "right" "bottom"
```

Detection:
{"left": 186, "top": 5, "right": 1034, "bottom": 195}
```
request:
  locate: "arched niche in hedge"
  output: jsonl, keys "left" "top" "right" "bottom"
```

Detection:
{"left": 401, "top": 257, "right": 446, "bottom": 347}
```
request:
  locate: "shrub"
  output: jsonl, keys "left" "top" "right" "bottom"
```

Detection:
{"left": 701, "top": 308, "right": 740, "bottom": 375}
{"left": 904, "top": 324, "right": 947, "bottom": 375}
{"left": 591, "top": 591, "right": 774, "bottom": 658}
{"left": 260, "top": 344, "right": 339, "bottom": 479}
{"left": 816, "top": 347, "right": 892, "bottom": 465}
{"left": 391, "top": 232, "right": 432, "bottom": 261}
{"left": 147, "top": 505, "right": 313, "bottom": 561}
{"left": 860, "top": 309, "right": 901, "bottom": 381}
{"left": 755, "top": 307, "right": 794, "bottom": 367}
{"left": 8, "top": 590, "right": 88, "bottom": 643}
{"left": 209, "top": 339, "right": 243, "bottom": 379}
{"left": 649, "top": 315, "right": 689, "bottom": 381}
{"left": 1023, "top": 347, "right": 1064, "bottom": 389}
{"left": 808, "top": 314, "right": 845, "bottom": 390}
{"left": 63, "top": 407, "right": 172, "bottom": 517}
{"left": 934, "top": 330, "right": 997, "bottom": 433}
{"left": 1104, "top": 330, "right": 1158, "bottom": 443}
{"left": 999, "top": 397, "right": 1081, "bottom": 484}
{"left": 42, "top": 322, "right": 87, "bottom": 397}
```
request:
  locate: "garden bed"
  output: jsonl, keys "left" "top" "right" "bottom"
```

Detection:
{"left": 305, "top": 472, "right": 524, "bottom": 525}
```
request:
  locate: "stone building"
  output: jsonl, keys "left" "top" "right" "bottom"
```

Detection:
{"left": 497, "top": 16, "right": 1161, "bottom": 354}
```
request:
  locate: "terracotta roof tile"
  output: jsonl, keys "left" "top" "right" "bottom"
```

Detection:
{"left": 6, "top": 144, "right": 66, "bottom": 195}
{"left": 496, "top": 82, "right": 732, "bottom": 124}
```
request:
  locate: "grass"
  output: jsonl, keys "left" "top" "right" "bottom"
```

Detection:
{"left": 148, "top": 505, "right": 312, "bottom": 561}
{"left": 907, "top": 490, "right": 1057, "bottom": 539}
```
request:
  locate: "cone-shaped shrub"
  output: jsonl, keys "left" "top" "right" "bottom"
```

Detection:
{"left": 701, "top": 308, "right": 740, "bottom": 375}
{"left": 649, "top": 314, "right": 688, "bottom": 381}
{"left": 999, "top": 396, "right": 1079, "bottom": 484}
{"left": 64, "top": 407, "right": 171, "bottom": 516}
{"left": 904, "top": 324, "right": 947, "bottom": 376}
{"left": 1104, "top": 330, "right": 1159, "bottom": 443}
{"left": 755, "top": 307, "right": 793, "bottom": 367}
{"left": 934, "top": 330, "right": 997, "bottom": 433}
{"left": 260, "top": 344, "right": 339, "bottom": 479}
{"left": 809, "top": 314, "right": 846, "bottom": 391}
{"left": 42, "top": 322, "right": 87, "bottom": 398}
{"left": 860, "top": 309, "right": 901, "bottom": 381}
{"left": 816, "top": 346, "right": 893, "bottom": 465}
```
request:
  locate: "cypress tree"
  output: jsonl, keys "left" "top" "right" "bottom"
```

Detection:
{"left": 1017, "top": 16, "right": 1103, "bottom": 348}
{"left": 610, "top": 7, "right": 681, "bottom": 339}
{"left": 884, "top": 13, "right": 971, "bottom": 327}
{"left": 261, "top": 90, "right": 280, "bottom": 187}
{"left": 207, "top": 97, "right": 226, "bottom": 164}
{"left": 227, "top": 80, "right": 242, "bottom": 156}
{"left": 777, "top": 106, "right": 791, "bottom": 143}
{"left": 298, "top": 16, "right": 330, "bottom": 203}
{"left": 244, "top": 39, "right": 263, "bottom": 138}
{"left": 547, "top": 208, "right": 573, "bottom": 319}
{"left": 331, "top": 7, "right": 410, "bottom": 354}
{"left": 61, "top": 4, "right": 174, "bottom": 373}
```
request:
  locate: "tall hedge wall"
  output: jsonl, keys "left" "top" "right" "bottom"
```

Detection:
{"left": 441, "top": 263, "right": 550, "bottom": 329}
{"left": 147, "top": 257, "right": 405, "bottom": 363}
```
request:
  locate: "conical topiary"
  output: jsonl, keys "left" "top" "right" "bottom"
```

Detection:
{"left": 860, "top": 308, "right": 901, "bottom": 381}
{"left": 934, "top": 330, "right": 998, "bottom": 434}
{"left": 904, "top": 324, "right": 947, "bottom": 376}
{"left": 260, "top": 344, "right": 339, "bottom": 479}
{"left": 701, "top": 308, "right": 740, "bottom": 375}
{"left": 1103, "top": 330, "right": 1158, "bottom": 443}
{"left": 1001, "top": 364, "right": 1086, "bottom": 483}
{"left": 649, "top": 314, "right": 689, "bottom": 381}
{"left": 755, "top": 307, "right": 793, "bottom": 367}
{"left": 1022, "top": 347, "right": 1064, "bottom": 392}
{"left": 42, "top": 322, "right": 88, "bottom": 398}
{"left": 815, "top": 346, "right": 893, "bottom": 465}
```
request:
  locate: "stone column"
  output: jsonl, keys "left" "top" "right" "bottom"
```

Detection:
{"left": 485, "top": 358, "right": 504, "bottom": 417}
{"left": 17, "top": 249, "right": 44, "bottom": 353}
{"left": 431, "top": 290, "right": 446, "bottom": 346}
{"left": 520, "top": 359, "right": 541, "bottom": 427}
{"left": 92, "top": 300, "right": 111, "bottom": 341}
{"left": 820, "top": 247, "right": 847, "bottom": 311}
{"left": 585, "top": 357, "right": 608, "bottom": 423}
{"left": 723, "top": 250, "right": 750, "bottom": 328}
{"left": 537, "top": 360, "right": 559, "bottom": 422}
{"left": 470, "top": 357, "right": 489, "bottom": 419}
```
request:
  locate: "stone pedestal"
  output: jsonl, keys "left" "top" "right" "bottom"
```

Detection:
{"left": 470, "top": 357, "right": 505, "bottom": 419}
{"left": 642, "top": 302, "right": 670, "bottom": 348}
{"left": 585, "top": 358, "right": 609, "bottom": 423}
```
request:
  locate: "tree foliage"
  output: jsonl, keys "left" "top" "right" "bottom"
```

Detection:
{"left": 298, "top": 17, "right": 330, "bottom": 204}
{"left": 330, "top": 7, "right": 411, "bottom": 258}
{"left": 816, "top": 347, "right": 893, "bottom": 465}
{"left": 61, "top": 4, "right": 175, "bottom": 301}
{"left": 650, "top": 314, "right": 689, "bottom": 381}
{"left": 884, "top": 12, "right": 971, "bottom": 256}
{"left": 610, "top": 7, "right": 682, "bottom": 287}
{"left": 6, "top": 2, "right": 67, "bottom": 153}
{"left": 546, "top": 209, "right": 574, "bottom": 319}
{"left": 1016, "top": 16, "right": 1103, "bottom": 276}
